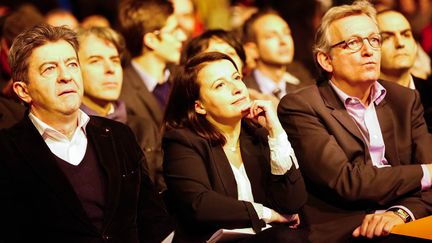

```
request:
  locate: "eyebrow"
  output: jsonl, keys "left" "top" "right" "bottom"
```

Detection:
{"left": 380, "top": 28, "right": 412, "bottom": 35}
{"left": 38, "top": 57, "right": 78, "bottom": 71}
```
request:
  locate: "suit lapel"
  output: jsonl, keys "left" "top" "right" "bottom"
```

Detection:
{"left": 319, "top": 83, "right": 365, "bottom": 143}
{"left": 86, "top": 120, "right": 121, "bottom": 228}
{"left": 210, "top": 145, "right": 238, "bottom": 198}
{"left": 10, "top": 117, "right": 96, "bottom": 231}
{"left": 125, "top": 66, "right": 163, "bottom": 126}
{"left": 375, "top": 98, "right": 399, "bottom": 165}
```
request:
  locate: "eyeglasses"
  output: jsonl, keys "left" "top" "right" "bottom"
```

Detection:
{"left": 330, "top": 34, "right": 382, "bottom": 52}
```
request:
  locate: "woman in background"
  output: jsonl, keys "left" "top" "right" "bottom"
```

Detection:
{"left": 163, "top": 52, "right": 308, "bottom": 242}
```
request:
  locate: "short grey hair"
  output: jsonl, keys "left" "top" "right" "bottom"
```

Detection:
{"left": 313, "top": 0, "right": 377, "bottom": 80}
{"left": 8, "top": 23, "right": 78, "bottom": 83}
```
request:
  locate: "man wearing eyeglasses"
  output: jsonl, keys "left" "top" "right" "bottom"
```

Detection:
{"left": 118, "top": 0, "right": 187, "bottom": 192}
{"left": 278, "top": 1, "right": 432, "bottom": 242}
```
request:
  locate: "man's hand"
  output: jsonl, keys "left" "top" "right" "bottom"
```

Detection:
{"left": 352, "top": 211, "right": 404, "bottom": 239}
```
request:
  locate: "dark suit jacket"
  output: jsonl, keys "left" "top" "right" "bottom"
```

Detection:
{"left": 120, "top": 64, "right": 166, "bottom": 191}
{"left": 278, "top": 80, "right": 432, "bottom": 243}
{"left": 120, "top": 64, "right": 164, "bottom": 129}
{"left": 0, "top": 96, "right": 24, "bottom": 129}
{"left": 413, "top": 76, "right": 432, "bottom": 133}
{"left": 163, "top": 126, "right": 307, "bottom": 242}
{"left": 0, "top": 116, "right": 173, "bottom": 243}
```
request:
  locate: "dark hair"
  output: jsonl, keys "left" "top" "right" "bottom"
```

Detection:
{"left": 118, "top": 0, "right": 173, "bottom": 58}
{"left": 8, "top": 23, "right": 79, "bottom": 83}
{"left": 180, "top": 29, "right": 246, "bottom": 67}
{"left": 242, "top": 8, "right": 280, "bottom": 43}
{"left": 164, "top": 52, "right": 239, "bottom": 146}
{"left": 2, "top": 4, "right": 44, "bottom": 47}
{"left": 77, "top": 26, "right": 126, "bottom": 60}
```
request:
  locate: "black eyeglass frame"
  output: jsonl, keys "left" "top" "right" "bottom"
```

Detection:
{"left": 329, "top": 34, "right": 382, "bottom": 51}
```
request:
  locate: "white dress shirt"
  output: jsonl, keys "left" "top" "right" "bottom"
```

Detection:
{"left": 228, "top": 130, "right": 299, "bottom": 222}
{"left": 29, "top": 110, "right": 90, "bottom": 165}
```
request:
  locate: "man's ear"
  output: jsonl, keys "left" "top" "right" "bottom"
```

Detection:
{"left": 244, "top": 42, "right": 259, "bottom": 61}
{"left": 316, "top": 52, "right": 333, "bottom": 73}
{"left": 194, "top": 100, "right": 206, "bottom": 115}
{"left": 143, "top": 32, "right": 159, "bottom": 50}
{"left": 13, "top": 81, "right": 32, "bottom": 104}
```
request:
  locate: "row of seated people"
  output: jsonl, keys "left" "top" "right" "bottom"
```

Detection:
{"left": 1, "top": 0, "right": 432, "bottom": 242}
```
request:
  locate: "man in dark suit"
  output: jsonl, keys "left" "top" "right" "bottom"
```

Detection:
{"left": 118, "top": 0, "right": 186, "bottom": 128}
{"left": 0, "top": 24, "right": 173, "bottom": 243}
{"left": 377, "top": 9, "right": 432, "bottom": 132}
{"left": 278, "top": 1, "right": 432, "bottom": 242}
{"left": 242, "top": 9, "right": 313, "bottom": 103}
{"left": 76, "top": 26, "right": 165, "bottom": 193}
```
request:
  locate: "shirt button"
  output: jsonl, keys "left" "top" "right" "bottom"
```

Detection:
{"left": 102, "top": 235, "right": 111, "bottom": 240}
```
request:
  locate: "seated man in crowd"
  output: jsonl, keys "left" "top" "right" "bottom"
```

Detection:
{"left": 118, "top": 0, "right": 186, "bottom": 122}
{"left": 0, "top": 24, "right": 173, "bottom": 242}
{"left": 77, "top": 26, "right": 164, "bottom": 192}
{"left": 242, "top": 9, "right": 313, "bottom": 102}
{"left": 118, "top": 0, "right": 187, "bottom": 191}
{"left": 278, "top": 1, "right": 432, "bottom": 242}
{"left": 377, "top": 9, "right": 432, "bottom": 132}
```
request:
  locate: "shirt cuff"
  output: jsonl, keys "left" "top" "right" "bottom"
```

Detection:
{"left": 420, "top": 164, "right": 432, "bottom": 190}
{"left": 252, "top": 202, "right": 272, "bottom": 223}
{"left": 268, "top": 132, "right": 298, "bottom": 175}
{"left": 387, "top": 205, "right": 416, "bottom": 222}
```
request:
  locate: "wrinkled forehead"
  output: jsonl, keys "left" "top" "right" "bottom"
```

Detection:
{"left": 328, "top": 14, "right": 379, "bottom": 42}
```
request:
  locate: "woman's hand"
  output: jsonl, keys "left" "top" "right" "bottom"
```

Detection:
{"left": 269, "top": 211, "right": 301, "bottom": 228}
{"left": 242, "top": 100, "right": 284, "bottom": 138}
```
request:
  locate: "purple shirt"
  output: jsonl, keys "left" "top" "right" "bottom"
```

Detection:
{"left": 330, "top": 81, "right": 431, "bottom": 192}
{"left": 330, "top": 81, "right": 388, "bottom": 167}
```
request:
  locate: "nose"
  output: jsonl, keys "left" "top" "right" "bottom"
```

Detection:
{"left": 104, "top": 60, "right": 115, "bottom": 74}
{"left": 361, "top": 38, "right": 374, "bottom": 56}
{"left": 394, "top": 34, "right": 405, "bottom": 49}
{"left": 229, "top": 80, "right": 243, "bottom": 95}
{"left": 58, "top": 65, "right": 72, "bottom": 83}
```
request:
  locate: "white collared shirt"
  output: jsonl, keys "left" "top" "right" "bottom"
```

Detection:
{"left": 253, "top": 69, "right": 300, "bottom": 99}
{"left": 228, "top": 131, "right": 299, "bottom": 222}
{"left": 29, "top": 110, "right": 90, "bottom": 165}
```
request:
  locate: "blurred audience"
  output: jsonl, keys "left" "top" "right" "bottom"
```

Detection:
{"left": 81, "top": 15, "right": 110, "bottom": 29}
{"left": 377, "top": 9, "right": 432, "bottom": 132}
{"left": 169, "top": 0, "right": 201, "bottom": 39}
{"left": 45, "top": 8, "right": 79, "bottom": 29}
{"left": 1, "top": 4, "right": 44, "bottom": 101}
{"left": 242, "top": 9, "right": 313, "bottom": 107}
{"left": 118, "top": 0, "right": 187, "bottom": 191}
{"left": 181, "top": 29, "right": 246, "bottom": 74}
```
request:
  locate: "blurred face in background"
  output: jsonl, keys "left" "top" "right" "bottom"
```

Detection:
{"left": 253, "top": 14, "right": 294, "bottom": 67}
{"left": 204, "top": 38, "right": 243, "bottom": 73}
{"left": 377, "top": 11, "right": 417, "bottom": 75}
{"left": 79, "top": 34, "right": 123, "bottom": 105}
{"left": 150, "top": 15, "right": 187, "bottom": 64}
{"left": 170, "top": 0, "right": 196, "bottom": 38}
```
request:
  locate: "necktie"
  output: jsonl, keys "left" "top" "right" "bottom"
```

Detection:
{"left": 152, "top": 81, "right": 171, "bottom": 110}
